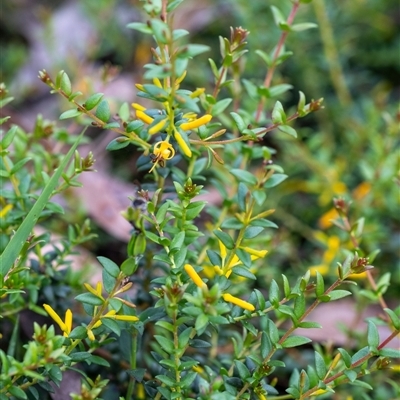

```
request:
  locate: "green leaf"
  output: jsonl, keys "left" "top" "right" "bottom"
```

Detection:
{"left": 97, "top": 256, "right": 120, "bottom": 278}
{"left": 314, "top": 351, "right": 327, "bottom": 379}
{"left": 221, "top": 217, "right": 244, "bottom": 230}
{"left": 154, "top": 335, "right": 175, "bottom": 354}
{"left": 269, "top": 279, "right": 280, "bottom": 305}
{"left": 231, "top": 266, "right": 256, "bottom": 280}
{"left": 86, "top": 355, "right": 110, "bottom": 367}
{"left": 261, "top": 332, "right": 272, "bottom": 358}
{"left": 95, "top": 100, "right": 111, "bottom": 122}
{"left": 291, "top": 22, "right": 318, "bottom": 31}
{"left": 101, "top": 318, "right": 121, "bottom": 336}
{"left": 338, "top": 348, "right": 352, "bottom": 368}
{"left": 8, "top": 385, "right": 28, "bottom": 399}
{"left": 270, "top": 5, "right": 286, "bottom": 26}
{"left": 75, "top": 293, "right": 104, "bottom": 306}
{"left": 234, "top": 360, "right": 250, "bottom": 380}
{"left": 328, "top": 290, "right": 352, "bottom": 301}
{"left": 178, "top": 327, "right": 193, "bottom": 349}
{"left": 243, "top": 226, "right": 264, "bottom": 239}
{"left": 84, "top": 93, "right": 104, "bottom": 110}
{"left": 379, "top": 348, "right": 400, "bottom": 358}
{"left": 230, "top": 169, "right": 257, "bottom": 186}
{"left": 237, "top": 182, "right": 248, "bottom": 211}
{"left": 214, "top": 230, "right": 234, "bottom": 250}
{"left": 185, "top": 201, "right": 206, "bottom": 220}
{"left": 59, "top": 109, "right": 82, "bottom": 119}
{"left": 272, "top": 101, "right": 285, "bottom": 124}
{"left": 264, "top": 173, "right": 288, "bottom": 188}
{"left": 384, "top": 308, "right": 400, "bottom": 330}
{"left": 297, "top": 321, "right": 322, "bottom": 329}
{"left": 10, "top": 157, "right": 32, "bottom": 175}
{"left": 343, "top": 369, "right": 357, "bottom": 382}
{"left": 278, "top": 125, "right": 297, "bottom": 138}
{"left": 1, "top": 125, "right": 17, "bottom": 149}
{"left": 269, "top": 84, "right": 293, "bottom": 97}
{"left": 212, "top": 98, "right": 232, "bottom": 115}
{"left": 315, "top": 271, "right": 325, "bottom": 297}
{"left": 102, "top": 269, "right": 117, "bottom": 293}
{"left": 230, "top": 112, "right": 246, "bottom": 132}
{"left": 126, "top": 22, "right": 152, "bottom": 34}
{"left": 367, "top": 320, "right": 380, "bottom": 348}
{"left": 0, "top": 129, "right": 85, "bottom": 277}
{"left": 60, "top": 71, "right": 72, "bottom": 95}
{"left": 170, "top": 231, "right": 185, "bottom": 250}
{"left": 281, "top": 335, "right": 312, "bottom": 348}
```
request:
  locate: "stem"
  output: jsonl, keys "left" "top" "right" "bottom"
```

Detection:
{"left": 255, "top": 1, "right": 301, "bottom": 122}
{"left": 301, "top": 328, "right": 400, "bottom": 399}
{"left": 125, "top": 332, "right": 138, "bottom": 400}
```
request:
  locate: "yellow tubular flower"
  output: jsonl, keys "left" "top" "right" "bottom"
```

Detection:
{"left": 0, "top": 204, "right": 13, "bottom": 218}
{"left": 84, "top": 282, "right": 104, "bottom": 300}
{"left": 153, "top": 141, "right": 175, "bottom": 160}
{"left": 240, "top": 247, "right": 268, "bottom": 258}
{"left": 135, "top": 83, "right": 145, "bottom": 91}
{"left": 131, "top": 102, "right": 146, "bottom": 111}
{"left": 180, "top": 114, "right": 212, "bottom": 131}
{"left": 64, "top": 309, "right": 73, "bottom": 336}
{"left": 184, "top": 264, "right": 207, "bottom": 289}
{"left": 107, "top": 315, "right": 139, "bottom": 322}
{"left": 222, "top": 293, "right": 255, "bottom": 311}
{"left": 43, "top": 304, "right": 73, "bottom": 336}
{"left": 148, "top": 118, "right": 168, "bottom": 135}
{"left": 136, "top": 110, "right": 154, "bottom": 124}
{"left": 174, "top": 129, "right": 192, "bottom": 157}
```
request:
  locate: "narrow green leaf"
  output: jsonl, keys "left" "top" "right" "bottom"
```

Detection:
{"left": 84, "top": 93, "right": 104, "bottom": 110}
{"left": 234, "top": 360, "right": 251, "bottom": 380}
{"left": 0, "top": 130, "right": 85, "bottom": 276}
{"left": 367, "top": 320, "right": 380, "bottom": 348}
{"left": 281, "top": 335, "right": 312, "bottom": 348}
{"left": 213, "top": 229, "right": 234, "bottom": 250}
{"left": 314, "top": 351, "right": 327, "bottom": 379}
{"left": 328, "top": 290, "right": 352, "bottom": 301}
{"left": 231, "top": 266, "right": 256, "bottom": 280}
{"left": 154, "top": 335, "right": 175, "bottom": 354}
{"left": 230, "top": 112, "right": 246, "bottom": 132}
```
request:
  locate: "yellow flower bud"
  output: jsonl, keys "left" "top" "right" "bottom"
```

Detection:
{"left": 184, "top": 264, "right": 207, "bottom": 289}
{"left": 131, "top": 102, "right": 146, "bottom": 111}
{"left": 180, "top": 114, "right": 212, "bottom": 131}
{"left": 136, "top": 110, "right": 154, "bottom": 124}
{"left": 222, "top": 293, "right": 255, "bottom": 311}
{"left": 174, "top": 129, "right": 192, "bottom": 157}
{"left": 148, "top": 118, "right": 168, "bottom": 135}
{"left": 135, "top": 83, "right": 145, "bottom": 92}
{"left": 153, "top": 77, "right": 162, "bottom": 88}
{"left": 87, "top": 328, "right": 95, "bottom": 341}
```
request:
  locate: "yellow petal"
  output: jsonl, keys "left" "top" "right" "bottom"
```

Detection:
{"left": 153, "top": 77, "right": 162, "bottom": 88}
{"left": 93, "top": 320, "right": 102, "bottom": 328}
